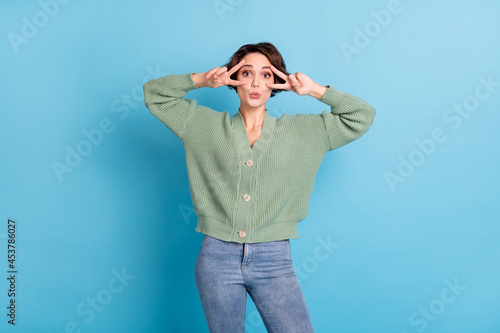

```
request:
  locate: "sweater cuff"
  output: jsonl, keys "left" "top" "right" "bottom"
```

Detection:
{"left": 184, "top": 72, "right": 200, "bottom": 90}
{"left": 317, "top": 85, "right": 348, "bottom": 114}
{"left": 154, "top": 72, "right": 199, "bottom": 92}
{"left": 144, "top": 72, "right": 199, "bottom": 97}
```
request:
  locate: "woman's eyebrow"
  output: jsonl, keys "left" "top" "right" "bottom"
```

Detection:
{"left": 241, "top": 64, "right": 271, "bottom": 70}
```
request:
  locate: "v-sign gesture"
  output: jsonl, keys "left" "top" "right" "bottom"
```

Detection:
{"left": 206, "top": 60, "right": 248, "bottom": 88}
{"left": 266, "top": 65, "right": 327, "bottom": 99}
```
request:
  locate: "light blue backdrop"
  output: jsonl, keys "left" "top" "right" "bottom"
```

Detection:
{"left": 1, "top": 0, "right": 499, "bottom": 332}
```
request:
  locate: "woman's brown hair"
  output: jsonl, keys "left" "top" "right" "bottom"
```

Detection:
{"left": 224, "top": 42, "right": 289, "bottom": 97}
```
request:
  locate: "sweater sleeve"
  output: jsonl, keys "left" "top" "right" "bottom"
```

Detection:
{"left": 317, "top": 85, "right": 376, "bottom": 151}
{"left": 143, "top": 73, "right": 199, "bottom": 139}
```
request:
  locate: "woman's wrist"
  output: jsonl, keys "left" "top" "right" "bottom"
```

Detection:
{"left": 192, "top": 72, "right": 209, "bottom": 88}
{"left": 308, "top": 82, "right": 327, "bottom": 99}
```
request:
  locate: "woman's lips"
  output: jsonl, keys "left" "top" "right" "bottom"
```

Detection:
{"left": 250, "top": 92, "right": 261, "bottom": 99}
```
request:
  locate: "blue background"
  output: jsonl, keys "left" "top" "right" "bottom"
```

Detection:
{"left": 1, "top": 0, "right": 499, "bottom": 332}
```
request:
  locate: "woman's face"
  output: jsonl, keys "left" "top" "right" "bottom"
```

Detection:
{"left": 235, "top": 52, "right": 274, "bottom": 110}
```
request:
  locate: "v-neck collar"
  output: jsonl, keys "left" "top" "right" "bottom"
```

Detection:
{"left": 232, "top": 109, "right": 276, "bottom": 163}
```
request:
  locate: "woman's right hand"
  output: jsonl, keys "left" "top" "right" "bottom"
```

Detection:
{"left": 192, "top": 60, "right": 248, "bottom": 88}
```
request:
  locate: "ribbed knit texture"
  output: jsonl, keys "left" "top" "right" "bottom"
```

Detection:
{"left": 144, "top": 73, "right": 375, "bottom": 243}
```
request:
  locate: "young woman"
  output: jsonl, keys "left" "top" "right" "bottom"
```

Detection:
{"left": 143, "top": 42, "right": 376, "bottom": 333}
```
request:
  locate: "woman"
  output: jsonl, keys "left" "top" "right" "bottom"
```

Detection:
{"left": 143, "top": 42, "right": 376, "bottom": 332}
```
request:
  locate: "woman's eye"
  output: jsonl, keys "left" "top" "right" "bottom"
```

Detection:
{"left": 263, "top": 73, "right": 271, "bottom": 79}
{"left": 243, "top": 71, "right": 251, "bottom": 77}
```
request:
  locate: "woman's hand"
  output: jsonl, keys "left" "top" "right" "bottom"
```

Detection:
{"left": 266, "top": 66, "right": 327, "bottom": 99}
{"left": 192, "top": 60, "right": 248, "bottom": 88}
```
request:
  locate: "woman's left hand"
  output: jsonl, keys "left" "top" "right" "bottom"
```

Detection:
{"left": 266, "top": 66, "right": 326, "bottom": 98}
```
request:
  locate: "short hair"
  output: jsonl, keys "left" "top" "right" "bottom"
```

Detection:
{"left": 224, "top": 42, "right": 289, "bottom": 97}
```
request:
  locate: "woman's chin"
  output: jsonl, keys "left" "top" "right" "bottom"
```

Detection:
{"left": 240, "top": 101, "right": 262, "bottom": 109}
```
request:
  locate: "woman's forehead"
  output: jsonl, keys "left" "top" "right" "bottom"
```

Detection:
{"left": 241, "top": 53, "right": 271, "bottom": 66}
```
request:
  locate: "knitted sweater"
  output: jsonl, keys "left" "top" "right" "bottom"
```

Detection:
{"left": 143, "top": 73, "right": 375, "bottom": 243}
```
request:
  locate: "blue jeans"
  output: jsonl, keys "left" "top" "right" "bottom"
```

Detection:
{"left": 194, "top": 234, "right": 315, "bottom": 333}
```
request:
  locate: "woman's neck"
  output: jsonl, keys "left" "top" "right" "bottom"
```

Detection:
{"left": 239, "top": 105, "right": 266, "bottom": 130}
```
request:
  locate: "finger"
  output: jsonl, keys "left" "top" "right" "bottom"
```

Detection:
{"left": 270, "top": 65, "right": 288, "bottom": 81}
{"left": 266, "top": 82, "right": 288, "bottom": 89}
{"left": 229, "top": 79, "right": 247, "bottom": 86}
{"left": 206, "top": 67, "right": 220, "bottom": 79}
{"left": 228, "top": 59, "right": 246, "bottom": 76}
{"left": 289, "top": 74, "right": 300, "bottom": 87}
{"left": 296, "top": 72, "right": 305, "bottom": 86}
{"left": 216, "top": 66, "right": 228, "bottom": 76}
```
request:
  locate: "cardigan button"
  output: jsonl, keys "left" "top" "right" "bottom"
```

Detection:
{"left": 245, "top": 159, "right": 253, "bottom": 167}
{"left": 242, "top": 194, "right": 251, "bottom": 202}
{"left": 238, "top": 230, "right": 246, "bottom": 238}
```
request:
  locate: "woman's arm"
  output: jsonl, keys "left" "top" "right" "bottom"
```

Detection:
{"left": 143, "top": 73, "right": 200, "bottom": 139}
{"left": 318, "top": 85, "right": 376, "bottom": 151}
{"left": 143, "top": 60, "right": 247, "bottom": 139}
{"left": 267, "top": 66, "right": 376, "bottom": 151}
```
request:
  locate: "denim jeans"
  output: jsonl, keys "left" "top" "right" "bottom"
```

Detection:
{"left": 194, "top": 234, "right": 315, "bottom": 333}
